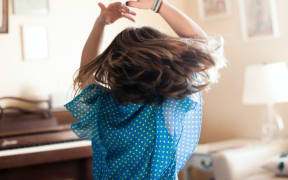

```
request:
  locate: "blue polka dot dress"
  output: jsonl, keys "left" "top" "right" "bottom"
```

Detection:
{"left": 64, "top": 83, "right": 202, "bottom": 180}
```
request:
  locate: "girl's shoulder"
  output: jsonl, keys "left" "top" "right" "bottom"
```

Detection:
{"left": 83, "top": 83, "right": 110, "bottom": 94}
{"left": 77, "top": 83, "right": 111, "bottom": 103}
{"left": 162, "top": 92, "right": 202, "bottom": 114}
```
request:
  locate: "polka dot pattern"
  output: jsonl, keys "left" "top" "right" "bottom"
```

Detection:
{"left": 64, "top": 83, "right": 202, "bottom": 180}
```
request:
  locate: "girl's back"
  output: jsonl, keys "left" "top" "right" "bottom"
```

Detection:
{"left": 65, "top": 83, "right": 202, "bottom": 179}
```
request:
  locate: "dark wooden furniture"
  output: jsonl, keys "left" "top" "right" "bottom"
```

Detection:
{"left": 0, "top": 0, "right": 8, "bottom": 33}
{"left": 0, "top": 111, "right": 93, "bottom": 180}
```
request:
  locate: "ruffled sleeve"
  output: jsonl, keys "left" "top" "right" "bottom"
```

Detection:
{"left": 175, "top": 92, "right": 202, "bottom": 172}
{"left": 64, "top": 83, "right": 106, "bottom": 141}
{"left": 161, "top": 92, "right": 202, "bottom": 174}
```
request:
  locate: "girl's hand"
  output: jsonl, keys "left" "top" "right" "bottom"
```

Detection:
{"left": 98, "top": 2, "right": 136, "bottom": 25}
{"left": 125, "top": 0, "right": 167, "bottom": 10}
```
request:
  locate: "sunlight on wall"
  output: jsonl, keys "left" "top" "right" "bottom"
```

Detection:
{"left": 185, "top": 0, "right": 288, "bottom": 142}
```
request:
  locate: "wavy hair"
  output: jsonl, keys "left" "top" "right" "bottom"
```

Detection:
{"left": 72, "top": 26, "right": 227, "bottom": 106}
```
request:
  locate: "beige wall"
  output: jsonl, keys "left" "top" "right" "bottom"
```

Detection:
{"left": 185, "top": 0, "right": 288, "bottom": 142}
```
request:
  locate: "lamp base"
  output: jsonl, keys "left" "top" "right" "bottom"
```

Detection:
{"left": 260, "top": 104, "right": 284, "bottom": 143}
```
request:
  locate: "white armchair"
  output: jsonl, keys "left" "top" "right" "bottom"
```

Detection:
{"left": 181, "top": 139, "right": 288, "bottom": 180}
{"left": 212, "top": 139, "right": 288, "bottom": 180}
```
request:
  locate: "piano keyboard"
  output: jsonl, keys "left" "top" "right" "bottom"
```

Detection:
{"left": 0, "top": 130, "right": 81, "bottom": 150}
{"left": 0, "top": 140, "right": 91, "bottom": 157}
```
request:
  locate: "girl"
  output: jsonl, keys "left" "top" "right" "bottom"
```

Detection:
{"left": 64, "top": 0, "right": 226, "bottom": 179}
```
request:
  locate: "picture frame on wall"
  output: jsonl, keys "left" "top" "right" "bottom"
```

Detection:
{"left": 0, "top": 0, "right": 8, "bottom": 33}
{"left": 21, "top": 25, "right": 49, "bottom": 61}
{"left": 239, "top": 0, "right": 279, "bottom": 40}
{"left": 198, "top": 0, "right": 232, "bottom": 20}
{"left": 13, "top": 0, "right": 49, "bottom": 15}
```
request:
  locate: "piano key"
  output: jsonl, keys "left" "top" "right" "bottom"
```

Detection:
{"left": 0, "top": 130, "right": 79, "bottom": 150}
{"left": 0, "top": 140, "right": 91, "bottom": 157}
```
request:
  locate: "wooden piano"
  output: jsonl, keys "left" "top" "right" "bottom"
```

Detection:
{"left": 0, "top": 110, "right": 93, "bottom": 180}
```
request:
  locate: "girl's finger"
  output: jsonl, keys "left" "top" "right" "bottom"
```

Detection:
{"left": 121, "top": 12, "right": 135, "bottom": 22}
{"left": 98, "top": 2, "right": 106, "bottom": 11}
{"left": 125, "top": 1, "right": 142, "bottom": 8}
{"left": 122, "top": 6, "right": 136, "bottom": 15}
{"left": 121, "top": 7, "right": 136, "bottom": 16}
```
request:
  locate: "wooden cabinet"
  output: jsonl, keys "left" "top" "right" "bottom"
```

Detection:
{"left": 0, "top": 158, "right": 93, "bottom": 180}
{"left": 0, "top": 143, "right": 93, "bottom": 180}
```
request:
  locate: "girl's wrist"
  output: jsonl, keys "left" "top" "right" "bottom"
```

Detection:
{"left": 151, "top": 0, "right": 161, "bottom": 12}
{"left": 97, "top": 15, "right": 107, "bottom": 26}
{"left": 157, "top": 0, "right": 169, "bottom": 14}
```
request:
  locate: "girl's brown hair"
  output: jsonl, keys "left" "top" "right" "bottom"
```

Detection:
{"left": 73, "top": 26, "right": 227, "bottom": 106}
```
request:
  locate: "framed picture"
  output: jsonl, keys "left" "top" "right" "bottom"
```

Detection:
{"left": 198, "top": 0, "right": 232, "bottom": 20}
{"left": 13, "top": 0, "right": 49, "bottom": 15}
{"left": 0, "top": 0, "right": 8, "bottom": 33}
{"left": 21, "top": 25, "right": 49, "bottom": 61}
{"left": 239, "top": 0, "right": 279, "bottom": 40}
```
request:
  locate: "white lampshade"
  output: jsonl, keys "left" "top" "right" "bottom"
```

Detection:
{"left": 243, "top": 62, "right": 288, "bottom": 104}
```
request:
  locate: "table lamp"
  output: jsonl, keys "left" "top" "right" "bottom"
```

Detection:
{"left": 243, "top": 61, "right": 288, "bottom": 142}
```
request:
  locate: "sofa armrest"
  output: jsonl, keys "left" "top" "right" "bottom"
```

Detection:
{"left": 212, "top": 140, "right": 288, "bottom": 180}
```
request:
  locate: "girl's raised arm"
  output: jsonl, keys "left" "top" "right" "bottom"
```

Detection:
{"left": 126, "top": 0, "right": 207, "bottom": 39}
{"left": 158, "top": 1, "right": 208, "bottom": 39}
{"left": 80, "top": 2, "right": 136, "bottom": 88}
{"left": 80, "top": 15, "right": 105, "bottom": 70}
